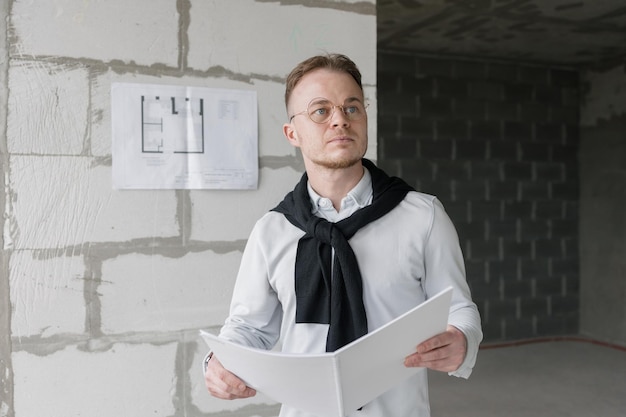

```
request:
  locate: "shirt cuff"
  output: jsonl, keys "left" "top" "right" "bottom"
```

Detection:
{"left": 448, "top": 325, "right": 481, "bottom": 379}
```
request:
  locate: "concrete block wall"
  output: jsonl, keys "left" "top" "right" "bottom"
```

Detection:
{"left": 377, "top": 52, "right": 580, "bottom": 342}
{"left": 0, "top": 1, "right": 376, "bottom": 416}
{"left": 580, "top": 63, "right": 626, "bottom": 346}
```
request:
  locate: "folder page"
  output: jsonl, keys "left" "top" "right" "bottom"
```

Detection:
{"left": 199, "top": 332, "right": 343, "bottom": 416}
{"left": 335, "top": 287, "right": 452, "bottom": 414}
{"left": 200, "top": 286, "right": 453, "bottom": 417}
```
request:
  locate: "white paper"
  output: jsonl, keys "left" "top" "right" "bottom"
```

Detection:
{"left": 111, "top": 82, "right": 258, "bottom": 189}
{"left": 200, "top": 287, "right": 452, "bottom": 417}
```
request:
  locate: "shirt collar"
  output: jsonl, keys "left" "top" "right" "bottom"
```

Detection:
{"left": 307, "top": 167, "right": 373, "bottom": 215}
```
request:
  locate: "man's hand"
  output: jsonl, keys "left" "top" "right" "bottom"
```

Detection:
{"left": 404, "top": 325, "right": 467, "bottom": 372}
{"left": 204, "top": 355, "right": 257, "bottom": 400}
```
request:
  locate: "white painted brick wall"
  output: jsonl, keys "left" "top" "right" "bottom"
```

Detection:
{"left": 100, "top": 251, "right": 242, "bottom": 333}
{"left": 12, "top": 343, "right": 179, "bottom": 417}
{"left": 7, "top": 61, "right": 89, "bottom": 155}
{"left": 11, "top": 0, "right": 179, "bottom": 66}
{"left": 2, "top": 0, "right": 376, "bottom": 416}
{"left": 9, "top": 155, "right": 107, "bottom": 249}
{"left": 87, "top": 165, "right": 180, "bottom": 242}
{"left": 254, "top": 78, "right": 297, "bottom": 157}
{"left": 189, "top": 167, "right": 303, "bottom": 241}
{"left": 8, "top": 156, "right": 180, "bottom": 249}
{"left": 187, "top": 0, "right": 376, "bottom": 83}
{"left": 9, "top": 251, "right": 86, "bottom": 338}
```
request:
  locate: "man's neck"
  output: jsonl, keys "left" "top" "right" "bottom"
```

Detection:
{"left": 306, "top": 162, "right": 365, "bottom": 211}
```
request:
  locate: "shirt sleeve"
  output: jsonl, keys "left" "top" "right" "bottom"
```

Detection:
{"left": 423, "top": 198, "right": 483, "bottom": 378}
{"left": 218, "top": 219, "right": 283, "bottom": 350}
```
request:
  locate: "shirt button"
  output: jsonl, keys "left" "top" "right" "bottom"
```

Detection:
{"left": 319, "top": 198, "right": 332, "bottom": 209}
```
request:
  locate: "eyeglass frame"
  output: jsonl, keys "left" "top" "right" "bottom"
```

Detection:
{"left": 288, "top": 97, "right": 369, "bottom": 124}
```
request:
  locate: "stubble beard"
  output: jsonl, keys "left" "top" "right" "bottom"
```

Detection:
{"left": 304, "top": 131, "right": 368, "bottom": 170}
{"left": 312, "top": 150, "right": 366, "bottom": 170}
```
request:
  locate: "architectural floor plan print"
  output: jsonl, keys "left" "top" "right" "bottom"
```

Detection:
{"left": 112, "top": 82, "right": 258, "bottom": 190}
{"left": 141, "top": 95, "right": 204, "bottom": 154}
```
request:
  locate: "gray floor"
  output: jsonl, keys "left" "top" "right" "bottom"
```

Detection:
{"left": 428, "top": 339, "right": 626, "bottom": 417}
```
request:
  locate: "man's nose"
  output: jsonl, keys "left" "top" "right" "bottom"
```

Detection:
{"left": 330, "top": 106, "right": 350, "bottom": 126}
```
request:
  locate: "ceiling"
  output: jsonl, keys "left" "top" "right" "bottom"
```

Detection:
{"left": 377, "top": 0, "right": 626, "bottom": 67}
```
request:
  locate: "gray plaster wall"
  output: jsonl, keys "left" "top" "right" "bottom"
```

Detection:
{"left": 580, "top": 63, "right": 626, "bottom": 345}
{"left": 0, "top": 1, "right": 376, "bottom": 416}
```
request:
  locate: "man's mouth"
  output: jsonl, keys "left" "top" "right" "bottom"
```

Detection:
{"left": 330, "top": 135, "right": 353, "bottom": 143}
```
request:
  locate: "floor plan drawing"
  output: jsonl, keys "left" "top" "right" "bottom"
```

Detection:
{"left": 112, "top": 82, "right": 258, "bottom": 190}
{"left": 141, "top": 95, "right": 204, "bottom": 154}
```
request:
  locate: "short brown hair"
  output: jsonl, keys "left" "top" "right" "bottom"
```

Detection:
{"left": 284, "top": 53, "right": 363, "bottom": 109}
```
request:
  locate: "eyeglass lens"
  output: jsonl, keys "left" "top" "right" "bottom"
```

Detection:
{"left": 307, "top": 98, "right": 366, "bottom": 123}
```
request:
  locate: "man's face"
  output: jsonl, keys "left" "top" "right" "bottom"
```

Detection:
{"left": 283, "top": 68, "right": 368, "bottom": 170}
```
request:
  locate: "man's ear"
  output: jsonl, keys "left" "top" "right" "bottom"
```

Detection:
{"left": 283, "top": 123, "right": 300, "bottom": 147}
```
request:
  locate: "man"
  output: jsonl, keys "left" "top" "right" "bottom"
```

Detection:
{"left": 204, "top": 53, "right": 482, "bottom": 416}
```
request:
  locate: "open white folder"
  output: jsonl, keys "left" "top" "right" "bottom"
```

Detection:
{"left": 200, "top": 286, "right": 452, "bottom": 417}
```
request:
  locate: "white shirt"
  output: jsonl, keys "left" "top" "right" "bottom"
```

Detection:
{"left": 219, "top": 168, "right": 483, "bottom": 417}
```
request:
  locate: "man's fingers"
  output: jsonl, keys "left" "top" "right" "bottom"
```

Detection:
{"left": 416, "top": 330, "right": 454, "bottom": 353}
{"left": 405, "top": 326, "right": 467, "bottom": 371}
{"left": 205, "top": 357, "right": 257, "bottom": 399}
{"left": 404, "top": 347, "right": 463, "bottom": 372}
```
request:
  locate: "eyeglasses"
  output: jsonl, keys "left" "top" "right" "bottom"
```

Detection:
{"left": 289, "top": 97, "right": 368, "bottom": 124}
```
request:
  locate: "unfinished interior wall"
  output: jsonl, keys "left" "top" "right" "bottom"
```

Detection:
{"left": 0, "top": 1, "right": 376, "bottom": 416}
{"left": 1, "top": 0, "right": 11, "bottom": 411}
{"left": 377, "top": 52, "right": 580, "bottom": 342}
{"left": 580, "top": 62, "right": 626, "bottom": 345}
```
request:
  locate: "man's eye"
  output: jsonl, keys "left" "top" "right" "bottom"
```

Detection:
{"left": 345, "top": 106, "right": 359, "bottom": 115}
{"left": 312, "top": 107, "right": 329, "bottom": 116}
